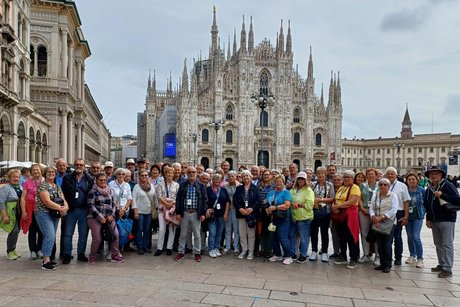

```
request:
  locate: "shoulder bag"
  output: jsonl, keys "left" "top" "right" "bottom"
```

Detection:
{"left": 330, "top": 187, "right": 351, "bottom": 224}
{"left": 371, "top": 195, "right": 395, "bottom": 235}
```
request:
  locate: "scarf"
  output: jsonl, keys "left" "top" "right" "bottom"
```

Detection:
{"left": 140, "top": 181, "right": 152, "bottom": 192}
{"left": 95, "top": 184, "right": 112, "bottom": 197}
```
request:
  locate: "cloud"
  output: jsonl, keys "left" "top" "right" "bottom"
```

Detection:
{"left": 380, "top": 8, "right": 428, "bottom": 32}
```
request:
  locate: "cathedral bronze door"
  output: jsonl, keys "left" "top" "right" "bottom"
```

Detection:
{"left": 258, "top": 151, "right": 269, "bottom": 168}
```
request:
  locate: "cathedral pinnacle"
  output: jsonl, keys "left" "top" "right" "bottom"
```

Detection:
{"left": 240, "top": 15, "right": 246, "bottom": 53}
{"left": 328, "top": 70, "right": 335, "bottom": 105}
{"left": 182, "top": 58, "right": 189, "bottom": 93}
{"left": 147, "top": 69, "right": 151, "bottom": 92}
{"left": 278, "top": 20, "right": 284, "bottom": 57}
{"left": 286, "top": 20, "right": 292, "bottom": 55}
{"left": 248, "top": 16, "right": 254, "bottom": 53}
{"left": 211, "top": 6, "right": 218, "bottom": 53}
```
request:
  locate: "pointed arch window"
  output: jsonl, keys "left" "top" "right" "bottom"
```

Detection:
{"left": 225, "top": 104, "right": 234, "bottom": 120}
{"left": 293, "top": 107, "right": 301, "bottom": 123}
{"left": 259, "top": 71, "right": 268, "bottom": 96}
{"left": 226, "top": 130, "right": 233, "bottom": 144}
{"left": 293, "top": 132, "right": 300, "bottom": 146}
{"left": 201, "top": 129, "right": 209, "bottom": 143}
{"left": 315, "top": 133, "right": 322, "bottom": 146}
{"left": 260, "top": 110, "right": 268, "bottom": 127}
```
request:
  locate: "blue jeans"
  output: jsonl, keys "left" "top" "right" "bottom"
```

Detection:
{"left": 64, "top": 208, "right": 88, "bottom": 256}
{"left": 273, "top": 217, "right": 293, "bottom": 257}
{"left": 225, "top": 208, "right": 239, "bottom": 250}
{"left": 35, "top": 211, "right": 59, "bottom": 257}
{"left": 137, "top": 214, "right": 152, "bottom": 250}
{"left": 393, "top": 210, "right": 404, "bottom": 261}
{"left": 208, "top": 217, "right": 224, "bottom": 251}
{"left": 406, "top": 218, "right": 424, "bottom": 259}
{"left": 289, "top": 219, "right": 311, "bottom": 257}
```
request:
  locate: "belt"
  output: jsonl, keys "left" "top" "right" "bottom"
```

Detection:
{"left": 186, "top": 209, "right": 196, "bottom": 213}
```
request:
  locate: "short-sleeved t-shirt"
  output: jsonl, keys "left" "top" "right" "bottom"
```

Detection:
{"left": 23, "top": 179, "right": 42, "bottom": 210}
{"left": 36, "top": 181, "right": 62, "bottom": 213}
{"left": 335, "top": 184, "right": 361, "bottom": 206}
{"left": 266, "top": 189, "right": 292, "bottom": 206}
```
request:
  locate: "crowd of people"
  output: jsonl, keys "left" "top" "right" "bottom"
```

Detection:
{"left": 0, "top": 158, "right": 459, "bottom": 278}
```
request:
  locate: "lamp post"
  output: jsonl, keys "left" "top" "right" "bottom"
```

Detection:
{"left": 251, "top": 93, "right": 274, "bottom": 167}
{"left": 393, "top": 143, "right": 404, "bottom": 174}
{"left": 189, "top": 133, "right": 197, "bottom": 166}
{"left": 209, "top": 121, "right": 224, "bottom": 170}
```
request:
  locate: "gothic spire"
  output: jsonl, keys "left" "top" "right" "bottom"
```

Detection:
{"left": 191, "top": 59, "right": 197, "bottom": 94}
{"left": 401, "top": 104, "right": 413, "bottom": 138}
{"left": 227, "top": 35, "right": 231, "bottom": 60}
{"left": 307, "top": 46, "right": 313, "bottom": 80}
{"left": 211, "top": 6, "right": 218, "bottom": 53}
{"left": 286, "top": 20, "right": 292, "bottom": 55}
{"left": 278, "top": 20, "right": 284, "bottom": 56}
{"left": 152, "top": 69, "right": 156, "bottom": 92}
{"left": 328, "top": 70, "right": 335, "bottom": 105}
{"left": 240, "top": 15, "right": 247, "bottom": 53}
{"left": 147, "top": 69, "right": 151, "bottom": 92}
{"left": 182, "top": 58, "right": 188, "bottom": 93}
{"left": 320, "top": 83, "right": 324, "bottom": 106}
{"left": 233, "top": 28, "right": 237, "bottom": 55}
{"left": 168, "top": 71, "right": 172, "bottom": 94}
{"left": 248, "top": 16, "right": 254, "bottom": 53}
{"left": 335, "top": 71, "right": 341, "bottom": 104}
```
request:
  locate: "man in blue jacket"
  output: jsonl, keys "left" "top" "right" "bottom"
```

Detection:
{"left": 423, "top": 166, "right": 459, "bottom": 278}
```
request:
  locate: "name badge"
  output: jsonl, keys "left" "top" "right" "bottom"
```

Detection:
{"left": 187, "top": 199, "right": 192, "bottom": 206}
{"left": 216, "top": 203, "right": 221, "bottom": 210}
{"left": 75, "top": 192, "right": 79, "bottom": 199}
{"left": 409, "top": 207, "right": 414, "bottom": 213}
{"left": 244, "top": 201, "right": 248, "bottom": 208}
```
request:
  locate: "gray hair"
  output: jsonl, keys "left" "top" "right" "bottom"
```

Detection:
{"left": 241, "top": 169, "right": 252, "bottom": 179}
{"left": 385, "top": 167, "right": 398, "bottom": 175}
{"left": 227, "top": 170, "right": 237, "bottom": 177}
{"left": 114, "top": 168, "right": 127, "bottom": 176}
{"left": 343, "top": 170, "right": 355, "bottom": 178}
{"left": 378, "top": 178, "right": 391, "bottom": 186}
{"left": 205, "top": 168, "right": 214, "bottom": 174}
{"left": 212, "top": 173, "right": 222, "bottom": 181}
{"left": 271, "top": 169, "right": 281, "bottom": 175}
{"left": 200, "top": 172, "right": 210, "bottom": 179}
{"left": 172, "top": 162, "right": 181, "bottom": 168}
{"left": 125, "top": 170, "right": 132, "bottom": 176}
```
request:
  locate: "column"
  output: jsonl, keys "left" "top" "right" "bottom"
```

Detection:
{"left": 69, "top": 46, "right": 74, "bottom": 86}
{"left": 81, "top": 125, "right": 85, "bottom": 160}
{"left": 76, "top": 61, "right": 81, "bottom": 99}
{"left": 24, "top": 138, "right": 29, "bottom": 162}
{"left": 60, "top": 28, "right": 68, "bottom": 78}
{"left": 33, "top": 46, "right": 38, "bottom": 77}
{"left": 81, "top": 65, "right": 85, "bottom": 102}
{"left": 61, "top": 111, "right": 67, "bottom": 160}
{"left": 36, "top": 146, "right": 42, "bottom": 164}
{"left": 76, "top": 122, "right": 82, "bottom": 158}
{"left": 67, "top": 113, "right": 73, "bottom": 162}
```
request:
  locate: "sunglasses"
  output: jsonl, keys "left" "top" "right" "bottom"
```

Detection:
{"left": 117, "top": 173, "right": 126, "bottom": 176}
{"left": 379, "top": 183, "right": 389, "bottom": 186}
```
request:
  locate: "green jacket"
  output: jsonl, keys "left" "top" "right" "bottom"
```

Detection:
{"left": 290, "top": 186, "right": 315, "bottom": 221}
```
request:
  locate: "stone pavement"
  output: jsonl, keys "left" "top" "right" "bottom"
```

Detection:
{"left": 1, "top": 222, "right": 460, "bottom": 307}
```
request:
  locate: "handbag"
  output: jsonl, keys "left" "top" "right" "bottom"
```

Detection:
{"left": 273, "top": 209, "right": 287, "bottom": 219}
{"left": 313, "top": 207, "right": 329, "bottom": 219}
{"left": 439, "top": 198, "right": 460, "bottom": 212}
{"left": 371, "top": 218, "right": 394, "bottom": 235}
{"left": 101, "top": 222, "right": 116, "bottom": 242}
{"left": 49, "top": 197, "right": 64, "bottom": 218}
{"left": 142, "top": 188, "right": 158, "bottom": 220}
{"left": 0, "top": 200, "right": 18, "bottom": 233}
{"left": 330, "top": 187, "right": 352, "bottom": 224}
{"left": 117, "top": 218, "right": 133, "bottom": 246}
{"left": 165, "top": 207, "right": 181, "bottom": 227}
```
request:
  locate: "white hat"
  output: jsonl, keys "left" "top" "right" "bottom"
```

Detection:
{"left": 296, "top": 172, "right": 308, "bottom": 180}
{"left": 104, "top": 161, "right": 114, "bottom": 168}
{"left": 126, "top": 158, "right": 135, "bottom": 165}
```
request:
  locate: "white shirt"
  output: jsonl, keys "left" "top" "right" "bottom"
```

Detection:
{"left": 389, "top": 180, "right": 411, "bottom": 211}
{"left": 108, "top": 180, "right": 132, "bottom": 210}
{"left": 132, "top": 184, "right": 157, "bottom": 215}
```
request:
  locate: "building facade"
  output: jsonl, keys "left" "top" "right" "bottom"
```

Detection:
{"left": 1, "top": 0, "right": 110, "bottom": 165}
{"left": 139, "top": 9, "right": 343, "bottom": 170}
{"left": 341, "top": 107, "right": 460, "bottom": 175}
{"left": 110, "top": 135, "right": 137, "bottom": 168}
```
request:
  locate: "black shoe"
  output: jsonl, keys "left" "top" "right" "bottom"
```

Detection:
{"left": 382, "top": 267, "right": 391, "bottom": 273}
{"left": 77, "top": 254, "right": 88, "bottom": 262}
{"left": 431, "top": 265, "right": 443, "bottom": 272}
{"left": 42, "top": 262, "right": 56, "bottom": 271}
{"left": 185, "top": 247, "right": 193, "bottom": 254}
{"left": 166, "top": 249, "right": 172, "bottom": 256}
{"left": 296, "top": 256, "right": 307, "bottom": 264}
{"left": 154, "top": 250, "right": 162, "bottom": 256}
{"left": 292, "top": 254, "right": 298, "bottom": 261}
{"left": 62, "top": 255, "right": 72, "bottom": 265}
{"left": 145, "top": 248, "right": 152, "bottom": 254}
{"left": 137, "top": 249, "right": 144, "bottom": 255}
{"left": 394, "top": 259, "right": 402, "bottom": 266}
{"left": 330, "top": 253, "right": 340, "bottom": 259}
{"left": 438, "top": 270, "right": 453, "bottom": 278}
{"left": 374, "top": 265, "right": 383, "bottom": 270}
{"left": 50, "top": 261, "right": 58, "bottom": 267}
{"left": 264, "top": 252, "right": 272, "bottom": 258}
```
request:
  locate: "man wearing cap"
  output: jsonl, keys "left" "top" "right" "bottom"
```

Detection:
{"left": 104, "top": 161, "right": 115, "bottom": 183}
{"left": 125, "top": 159, "right": 136, "bottom": 175}
{"left": 385, "top": 167, "right": 410, "bottom": 266}
{"left": 424, "top": 166, "right": 459, "bottom": 278}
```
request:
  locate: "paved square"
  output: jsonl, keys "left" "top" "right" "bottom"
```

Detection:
{"left": 1, "top": 222, "right": 460, "bottom": 306}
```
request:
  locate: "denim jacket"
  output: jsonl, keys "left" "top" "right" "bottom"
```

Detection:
{"left": 408, "top": 186, "right": 426, "bottom": 220}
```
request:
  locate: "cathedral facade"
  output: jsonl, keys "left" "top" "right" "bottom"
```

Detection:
{"left": 140, "top": 10, "right": 343, "bottom": 170}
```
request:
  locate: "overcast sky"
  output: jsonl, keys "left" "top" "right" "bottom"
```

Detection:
{"left": 76, "top": 0, "right": 460, "bottom": 139}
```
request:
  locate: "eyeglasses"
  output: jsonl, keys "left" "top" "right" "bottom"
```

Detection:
{"left": 187, "top": 171, "right": 197, "bottom": 174}
{"left": 117, "top": 173, "right": 125, "bottom": 176}
{"left": 379, "top": 183, "right": 389, "bottom": 186}
{"left": 140, "top": 174, "right": 148, "bottom": 177}
{"left": 74, "top": 164, "right": 84, "bottom": 167}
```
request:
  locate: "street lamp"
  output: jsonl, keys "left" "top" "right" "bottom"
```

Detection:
{"left": 209, "top": 120, "right": 224, "bottom": 170}
{"left": 393, "top": 143, "right": 405, "bottom": 174}
{"left": 251, "top": 93, "right": 274, "bottom": 167}
{"left": 189, "top": 133, "right": 197, "bottom": 166}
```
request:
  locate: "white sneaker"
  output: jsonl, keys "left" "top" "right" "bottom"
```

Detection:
{"left": 269, "top": 255, "right": 283, "bottom": 262}
{"left": 321, "top": 253, "right": 329, "bottom": 262}
{"left": 37, "top": 251, "right": 43, "bottom": 259}
{"left": 309, "top": 251, "right": 317, "bottom": 261}
{"left": 30, "top": 252, "right": 37, "bottom": 260}
{"left": 358, "top": 255, "right": 370, "bottom": 263}
{"left": 234, "top": 249, "right": 240, "bottom": 255}
{"left": 247, "top": 252, "right": 254, "bottom": 260}
{"left": 223, "top": 248, "right": 230, "bottom": 254}
{"left": 238, "top": 251, "right": 247, "bottom": 259}
{"left": 215, "top": 249, "right": 222, "bottom": 257}
{"left": 405, "top": 256, "right": 417, "bottom": 264}
{"left": 209, "top": 250, "right": 217, "bottom": 258}
{"left": 283, "top": 257, "right": 293, "bottom": 265}
{"left": 416, "top": 259, "right": 424, "bottom": 268}
{"left": 373, "top": 256, "right": 380, "bottom": 266}
{"left": 106, "top": 253, "right": 112, "bottom": 261}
